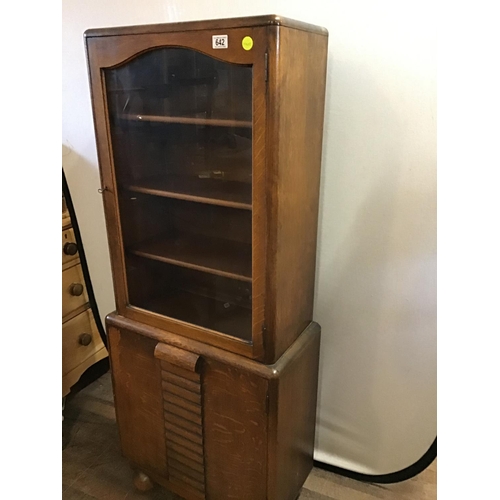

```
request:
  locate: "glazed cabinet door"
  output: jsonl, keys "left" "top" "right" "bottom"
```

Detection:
{"left": 86, "top": 28, "right": 267, "bottom": 358}
{"left": 106, "top": 48, "right": 253, "bottom": 341}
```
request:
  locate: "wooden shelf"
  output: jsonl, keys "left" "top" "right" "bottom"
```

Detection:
{"left": 153, "top": 291, "right": 252, "bottom": 340}
{"left": 143, "top": 290, "right": 252, "bottom": 342}
{"left": 119, "top": 113, "right": 252, "bottom": 128}
{"left": 108, "top": 77, "right": 219, "bottom": 94}
{"left": 130, "top": 233, "right": 252, "bottom": 282}
{"left": 125, "top": 175, "right": 252, "bottom": 210}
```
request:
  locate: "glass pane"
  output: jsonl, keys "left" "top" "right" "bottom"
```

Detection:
{"left": 105, "top": 48, "right": 253, "bottom": 342}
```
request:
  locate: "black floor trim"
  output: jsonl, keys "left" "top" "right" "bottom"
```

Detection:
{"left": 314, "top": 437, "right": 436, "bottom": 484}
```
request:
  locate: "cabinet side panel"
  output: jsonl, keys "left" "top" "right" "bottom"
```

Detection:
{"left": 273, "top": 327, "right": 321, "bottom": 500}
{"left": 203, "top": 359, "right": 268, "bottom": 499}
{"left": 270, "top": 28, "right": 328, "bottom": 361}
{"left": 107, "top": 326, "right": 168, "bottom": 476}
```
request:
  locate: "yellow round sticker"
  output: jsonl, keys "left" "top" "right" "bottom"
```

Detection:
{"left": 242, "top": 36, "right": 253, "bottom": 51}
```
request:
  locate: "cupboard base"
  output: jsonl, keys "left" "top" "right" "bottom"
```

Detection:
{"left": 107, "top": 313, "right": 320, "bottom": 500}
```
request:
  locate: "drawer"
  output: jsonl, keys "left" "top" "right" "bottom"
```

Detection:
{"left": 62, "top": 264, "right": 89, "bottom": 318}
{"left": 62, "top": 308, "right": 104, "bottom": 376}
{"left": 62, "top": 228, "right": 79, "bottom": 269}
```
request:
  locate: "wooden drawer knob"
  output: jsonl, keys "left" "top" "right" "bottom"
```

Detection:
{"left": 63, "top": 242, "right": 78, "bottom": 256}
{"left": 79, "top": 333, "right": 92, "bottom": 346}
{"left": 69, "top": 282, "right": 84, "bottom": 296}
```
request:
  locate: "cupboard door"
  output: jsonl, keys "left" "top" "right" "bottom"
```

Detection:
{"left": 107, "top": 327, "right": 168, "bottom": 477}
{"left": 203, "top": 357, "right": 268, "bottom": 499}
{"left": 105, "top": 48, "right": 254, "bottom": 343}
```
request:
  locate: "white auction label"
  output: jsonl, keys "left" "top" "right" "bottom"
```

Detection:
{"left": 212, "top": 35, "right": 228, "bottom": 49}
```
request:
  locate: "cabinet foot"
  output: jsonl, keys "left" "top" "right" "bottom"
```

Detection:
{"left": 133, "top": 471, "right": 154, "bottom": 492}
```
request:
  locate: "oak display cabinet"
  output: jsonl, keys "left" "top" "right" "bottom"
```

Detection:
{"left": 85, "top": 15, "right": 328, "bottom": 500}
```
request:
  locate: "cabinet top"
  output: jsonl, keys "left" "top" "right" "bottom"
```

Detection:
{"left": 84, "top": 14, "right": 328, "bottom": 38}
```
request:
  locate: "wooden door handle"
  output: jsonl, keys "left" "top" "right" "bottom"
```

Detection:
{"left": 154, "top": 343, "right": 201, "bottom": 373}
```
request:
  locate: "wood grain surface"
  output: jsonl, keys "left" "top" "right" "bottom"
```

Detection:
{"left": 84, "top": 15, "right": 328, "bottom": 38}
{"left": 203, "top": 358, "right": 268, "bottom": 499}
{"left": 265, "top": 25, "right": 328, "bottom": 362}
{"left": 62, "top": 372, "right": 436, "bottom": 500}
{"left": 107, "top": 327, "right": 168, "bottom": 478}
{"left": 63, "top": 310, "right": 106, "bottom": 380}
{"left": 85, "top": 19, "right": 326, "bottom": 361}
{"left": 159, "top": 350, "right": 206, "bottom": 499}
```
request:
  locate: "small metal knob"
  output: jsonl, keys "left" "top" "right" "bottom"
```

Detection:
{"left": 63, "top": 242, "right": 78, "bottom": 256}
{"left": 69, "top": 283, "right": 84, "bottom": 296}
{"left": 79, "top": 333, "right": 92, "bottom": 346}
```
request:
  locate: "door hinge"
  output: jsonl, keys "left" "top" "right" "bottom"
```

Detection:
{"left": 264, "top": 52, "right": 268, "bottom": 83}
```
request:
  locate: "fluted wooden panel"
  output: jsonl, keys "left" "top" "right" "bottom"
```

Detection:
{"left": 157, "top": 352, "right": 206, "bottom": 499}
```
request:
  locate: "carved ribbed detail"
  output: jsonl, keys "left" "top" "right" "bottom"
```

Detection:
{"left": 158, "top": 353, "right": 206, "bottom": 498}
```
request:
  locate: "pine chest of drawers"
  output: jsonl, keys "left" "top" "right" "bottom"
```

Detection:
{"left": 62, "top": 195, "right": 107, "bottom": 396}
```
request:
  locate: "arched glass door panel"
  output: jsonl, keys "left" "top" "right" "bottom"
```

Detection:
{"left": 105, "top": 48, "right": 253, "bottom": 342}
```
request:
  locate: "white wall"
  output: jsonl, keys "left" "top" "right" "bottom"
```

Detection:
{"left": 62, "top": 0, "right": 436, "bottom": 475}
